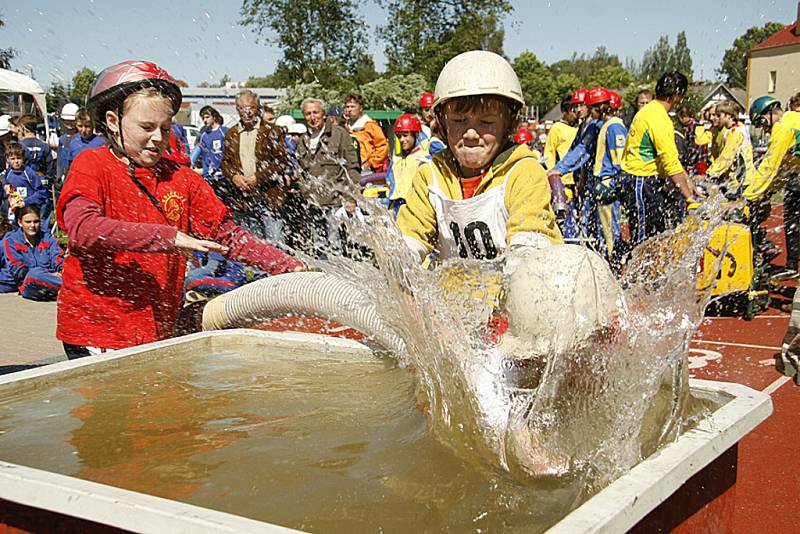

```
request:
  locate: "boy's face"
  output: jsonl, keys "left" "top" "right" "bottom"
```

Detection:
{"left": 397, "top": 131, "right": 416, "bottom": 152}
{"left": 443, "top": 99, "right": 508, "bottom": 173}
{"left": 63, "top": 119, "right": 76, "bottom": 132}
{"left": 420, "top": 106, "right": 435, "bottom": 125}
{"left": 344, "top": 101, "right": 362, "bottom": 121}
{"left": 201, "top": 113, "right": 215, "bottom": 128}
{"left": 718, "top": 112, "right": 735, "bottom": 128}
{"left": 76, "top": 120, "right": 93, "bottom": 139}
{"left": 7, "top": 154, "right": 24, "bottom": 170}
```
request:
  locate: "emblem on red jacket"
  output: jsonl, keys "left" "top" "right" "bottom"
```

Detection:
{"left": 162, "top": 191, "right": 186, "bottom": 225}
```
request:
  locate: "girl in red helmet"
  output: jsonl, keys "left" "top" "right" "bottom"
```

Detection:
{"left": 386, "top": 113, "right": 431, "bottom": 216}
{"left": 55, "top": 60, "right": 303, "bottom": 357}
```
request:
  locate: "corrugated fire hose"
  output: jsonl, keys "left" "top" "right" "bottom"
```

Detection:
{"left": 202, "top": 271, "right": 407, "bottom": 354}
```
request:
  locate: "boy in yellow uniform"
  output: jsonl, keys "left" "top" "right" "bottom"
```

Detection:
{"left": 397, "top": 51, "right": 562, "bottom": 263}
{"left": 621, "top": 71, "right": 699, "bottom": 246}
{"left": 543, "top": 95, "right": 578, "bottom": 196}
{"left": 386, "top": 113, "right": 431, "bottom": 216}
{"left": 703, "top": 101, "right": 755, "bottom": 190}
{"left": 745, "top": 94, "right": 800, "bottom": 278}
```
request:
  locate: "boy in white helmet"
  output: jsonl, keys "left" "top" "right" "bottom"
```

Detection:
{"left": 397, "top": 50, "right": 562, "bottom": 263}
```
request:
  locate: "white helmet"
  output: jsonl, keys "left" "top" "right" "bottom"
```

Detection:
{"left": 60, "top": 102, "right": 79, "bottom": 120}
{"left": 275, "top": 115, "right": 296, "bottom": 129}
{"left": 433, "top": 50, "right": 524, "bottom": 111}
{"left": 287, "top": 123, "right": 307, "bottom": 135}
{"left": 0, "top": 114, "right": 10, "bottom": 136}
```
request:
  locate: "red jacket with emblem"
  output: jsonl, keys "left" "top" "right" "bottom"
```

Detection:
{"left": 56, "top": 146, "right": 302, "bottom": 349}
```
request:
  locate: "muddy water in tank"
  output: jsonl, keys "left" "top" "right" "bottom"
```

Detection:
{"left": 0, "top": 344, "right": 624, "bottom": 533}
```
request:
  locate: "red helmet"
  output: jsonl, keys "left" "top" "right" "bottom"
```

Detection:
{"left": 570, "top": 88, "right": 588, "bottom": 105}
{"left": 394, "top": 113, "right": 422, "bottom": 133}
{"left": 513, "top": 128, "right": 533, "bottom": 144}
{"left": 585, "top": 86, "right": 611, "bottom": 107}
{"left": 87, "top": 60, "right": 182, "bottom": 133}
{"left": 609, "top": 91, "right": 622, "bottom": 110}
{"left": 419, "top": 92, "right": 434, "bottom": 108}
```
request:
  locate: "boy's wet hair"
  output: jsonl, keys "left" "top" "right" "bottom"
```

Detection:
{"left": 437, "top": 94, "right": 519, "bottom": 139}
{"left": 655, "top": 72, "right": 688, "bottom": 99}
{"left": 5, "top": 142, "right": 24, "bottom": 158}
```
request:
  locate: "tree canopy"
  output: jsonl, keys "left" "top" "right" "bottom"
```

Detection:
{"left": 640, "top": 32, "right": 693, "bottom": 82}
{"left": 71, "top": 67, "right": 97, "bottom": 104}
{"left": 718, "top": 22, "right": 786, "bottom": 88}
{"left": 0, "top": 14, "right": 16, "bottom": 70}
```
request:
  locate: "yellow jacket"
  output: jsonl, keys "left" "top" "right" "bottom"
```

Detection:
{"left": 743, "top": 110, "right": 800, "bottom": 201}
{"left": 397, "top": 144, "right": 563, "bottom": 255}
{"left": 348, "top": 114, "right": 389, "bottom": 170}
{"left": 622, "top": 100, "right": 684, "bottom": 178}
{"left": 694, "top": 124, "right": 712, "bottom": 147}
{"left": 706, "top": 123, "right": 754, "bottom": 187}
{"left": 711, "top": 126, "right": 727, "bottom": 161}
{"left": 544, "top": 120, "right": 578, "bottom": 186}
{"left": 389, "top": 145, "right": 430, "bottom": 201}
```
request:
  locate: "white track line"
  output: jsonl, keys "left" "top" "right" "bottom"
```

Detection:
{"left": 691, "top": 339, "right": 782, "bottom": 351}
{"left": 762, "top": 375, "right": 792, "bottom": 395}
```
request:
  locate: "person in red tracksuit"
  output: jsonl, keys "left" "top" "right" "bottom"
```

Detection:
{"left": 56, "top": 60, "right": 304, "bottom": 359}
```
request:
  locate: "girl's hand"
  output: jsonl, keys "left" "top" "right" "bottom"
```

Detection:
{"left": 174, "top": 231, "right": 229, "bottom": 257}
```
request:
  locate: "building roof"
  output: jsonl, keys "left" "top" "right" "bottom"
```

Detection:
{"left": 751, "top": 22, "right": 800, "bottom": 53}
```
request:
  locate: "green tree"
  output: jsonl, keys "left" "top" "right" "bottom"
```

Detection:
{"left": 513, "top": 51, "right": 558, "bottom": 113}
{"left": 360, "top": 73, "right": 428, "bottom": 110}
{"left": 718, "top": 22, "right": 786, "bottom": 88}
{"left": 245, "top": 75, "right": 277, "bottom": 88}
{"left": 276, "top": 82, "right": 343, "bottom": 114}
{"left": 587, "top": 65, "right": 634, "bottom": 89}
{"left": 71, "top": 67, "right": 97, "bottom": 104}
{"left": 46, "top": 82, "right": 70, "bottom": 111}
{"left": 672, "top": 31, "right": 693, "bottom": 79}
{"left": 640, "top": 35, "right": 673, "bottom": 82}
{"left": 379, "top": 0, "right": 511, "bottom": 83}
{"left": 240, "top": 0, "right": 368, "bottom": 89}
{"left": 0, "top": 14, "right": 16, "bottom": 70}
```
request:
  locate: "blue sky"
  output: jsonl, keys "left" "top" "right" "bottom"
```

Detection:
{"left": 3, "top": 1, "right": 794, "bottom": 88}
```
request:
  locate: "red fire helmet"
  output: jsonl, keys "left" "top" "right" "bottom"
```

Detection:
{"left": 394, "top": 113, "right": 422, "bottom": 133}
{"left": 513, "top": 128, "right": 533, "bottom": 144}
{"left": 585, "top": 86, "right": 611, "bottom": 107}
{"left": 609, "top": 90, "right": 622, "bottom": 110}
{"left": 419, "top": 92, "right": 435, "bottom": 108}
{"left": 570, "top": 87, "right": 588, "bottom": 104}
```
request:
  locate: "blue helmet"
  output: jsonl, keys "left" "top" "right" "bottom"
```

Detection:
{"left": 749, "top": 95, "right": 780, "bottom": 124}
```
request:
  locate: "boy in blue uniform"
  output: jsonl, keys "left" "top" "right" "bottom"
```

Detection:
{"left": 0, "top": 205, "right": 63, "bottom": 301}
{"left": 56, "top": 103, "right": 79, "bottom": 182}
{"left": 196, "top": 106, "right": 229, "bottom": 190}
{"left": 2, "top": 143, "right": 52, "bottom": 227}
{"left": 64, "top": 108, "right": 106, "bottom": 176}
{"left": 16, "top": 115, "right": 55, "bottom": 180}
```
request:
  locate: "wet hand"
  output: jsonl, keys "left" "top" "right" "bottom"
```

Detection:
{"left": 174, "top": 231, "right": 229, "bottom": 257}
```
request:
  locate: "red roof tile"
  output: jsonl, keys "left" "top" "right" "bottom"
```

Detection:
{"left": 752, "top": 23, "right": 800, "bottom": 52}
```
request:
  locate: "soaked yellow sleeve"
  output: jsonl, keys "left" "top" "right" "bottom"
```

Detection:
{"left": 706, "top": 129, "right": 742, "bottom": 177}
{"left": 744, "top": 122, "right": 797, "bottom": 201}
{"left": 504, "top": 160, "right": 564, "bottom": 245}
{"left": 396, "top": 164, "right": 437, "bottom": 252}
{"left": 695, "top": 125, "right": 712, "bottom": 146}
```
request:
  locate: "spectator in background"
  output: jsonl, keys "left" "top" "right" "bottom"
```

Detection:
{"left": 195, "top": 105, "right": 228, "bottom": 199}
{"left": 0, "top": 205, "right": 62, "bottom": 301}
{"left": 623, "top": 88, "right": 654, "bottom": 129}
{"left": 261, "top": 104, "right": 276, "bottom": 125}
{"left": 64, "top": 109, "right": 106, "bottom": 176}
{"left": 221, "top": 90, "right": 290, "bottom": 244}
{"left": 2, "top": 142, "right": 52, "bottom": 228}
{"left": 56, "top": 103, "right": 79, "bottom": 182}
{"left": 344, "top": 92, "right": 389, "bottom": 173}
{"left": 417, "top": 92, "right": 446, "bottom": 155}
{"left": 296, "top": 97, "right": 361, "bottom": 256}
{"left": 16, "top": 115, "right": 55, "bottom": 181}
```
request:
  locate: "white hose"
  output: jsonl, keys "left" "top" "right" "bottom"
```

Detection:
{"left": 202, "top": 271, "right": 406, "bottom": 354}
